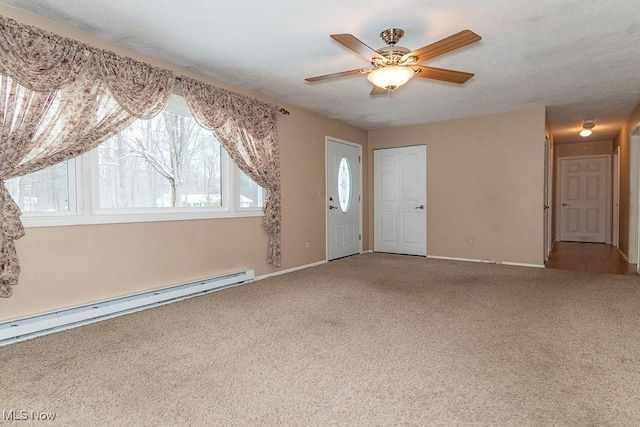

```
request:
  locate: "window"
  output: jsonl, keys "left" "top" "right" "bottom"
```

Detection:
{"left": 6, "top": 161, "right": 72, "bottom": 214}
{"left": 6, "top": 94, "right": 264, "bottom": 227}
{"left": 237, "top": 169, "right": 265, "bottom": 209}
{"left": 337, "top": 156, "right": 352, "bottom": 212}
{"left": 96, "top": 107, "right": 223, "bottom": 210}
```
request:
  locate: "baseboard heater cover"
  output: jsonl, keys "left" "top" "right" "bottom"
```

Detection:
{"left": 0, "top": 269, "right": 255, "bottom": 346}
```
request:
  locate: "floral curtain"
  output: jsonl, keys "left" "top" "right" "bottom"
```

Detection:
{"left": 0, "top": 16, "right": 175, "bottom": 297}
{"left": 0, "top": 14, "right": 283, "bottom": 297}
{"left": 181, "top": 77, "right": 282, "bottom": 267}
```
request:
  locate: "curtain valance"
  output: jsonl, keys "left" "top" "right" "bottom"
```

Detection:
{"left": 0, "top": 16, "right": 175, "bottom": 114}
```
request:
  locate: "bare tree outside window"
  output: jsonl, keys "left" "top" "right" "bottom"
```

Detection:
{"left": 98, "top": 111, "right": 222, "bottom": 209}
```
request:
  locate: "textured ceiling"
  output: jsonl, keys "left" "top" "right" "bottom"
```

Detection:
{"left": 2, "top": 0, "right": 640, "bottom": 143}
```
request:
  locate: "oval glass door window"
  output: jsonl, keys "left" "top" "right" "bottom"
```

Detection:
{"left": 338, "top": 157, "right": 352, "bottom": 212}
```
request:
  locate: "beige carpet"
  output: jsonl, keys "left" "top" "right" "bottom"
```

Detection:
{"left": 2, "top": 253, "right": 640, "bottom": 426}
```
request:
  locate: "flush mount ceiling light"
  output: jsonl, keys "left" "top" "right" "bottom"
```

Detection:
{"left": 366, "top": 66, "right": 415, "bottom": 91}
{"left": 580, "top": 120, "right": 595, "bottom": 137}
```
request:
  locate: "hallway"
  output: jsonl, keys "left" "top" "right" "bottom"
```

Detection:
{"left": 545, "top": 242, "right": 637, "bottom": 275}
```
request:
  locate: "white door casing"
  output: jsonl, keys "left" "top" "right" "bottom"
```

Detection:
{"left": 327, "top": 138, "right": 361, "bottom": 260}
{"left": 544, "top": 138, "right": 552, "bottom": 261}
{"left": 613, "top": 146, "right": 620, "bottom": 248}
{"left": 374, "top": 145, "right": 427, "bottom": 256}
{"left": 558, "top": 156, "right": 610, "bottom": 243}
{"left": 630, "top": 127, "right": 640, "bottom": 272}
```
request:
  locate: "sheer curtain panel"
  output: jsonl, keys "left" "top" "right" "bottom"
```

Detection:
{"left": 181, "top": 77, "right": 282, "bottom": 267}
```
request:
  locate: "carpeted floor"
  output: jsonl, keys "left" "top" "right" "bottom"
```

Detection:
{"left": 2, "top": 253, "right": 640, "bottom": 426}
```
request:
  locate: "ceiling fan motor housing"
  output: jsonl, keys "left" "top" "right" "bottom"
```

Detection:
{"left": 372, "top": 46, "right": 413, "bottom": 68}
{"left": 380, "top": 28, "right": 404, "bottom": 46}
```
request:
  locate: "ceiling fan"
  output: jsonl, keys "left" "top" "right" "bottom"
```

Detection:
{"left": 305, "top": 28, "right": 481, "bottom": 95}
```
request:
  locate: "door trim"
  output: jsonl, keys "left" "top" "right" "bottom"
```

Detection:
{"left": 613, "top": 146, "right": 620, "bottom": 248}
{"left": 325, "top": 136, "right": 363, "bottom": 261}
{"left": 555, "top": 154, "right": 612, "bottom": 243}
{"left": 543, "top": 138, "right": 553, "bottom": 261}
{"left": 630, "top": 126, "right": 640, "bottom": 270}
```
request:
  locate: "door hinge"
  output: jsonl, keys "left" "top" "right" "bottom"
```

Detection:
{"left": 359, "top": 234, "right": 362, "bottom": 241}
{"left": 358, "top": 155, "right": 361, "bottom": 163}
{"left": 359, "top": 195, "right": 361, "bottom": 201}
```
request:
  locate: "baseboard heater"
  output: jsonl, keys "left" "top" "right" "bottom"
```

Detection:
{"left": 0, "top": 269, "right": 255, "bottom": 347}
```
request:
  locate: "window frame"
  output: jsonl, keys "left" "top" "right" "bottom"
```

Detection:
{"left": 17, "top": 95, "right": 265, "bottom": 229}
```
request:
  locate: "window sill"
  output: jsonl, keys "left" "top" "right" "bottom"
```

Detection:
{"left": 20, "top": 209, "right": 264, "bottom": 228}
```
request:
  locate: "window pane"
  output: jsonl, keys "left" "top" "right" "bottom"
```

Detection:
{"left": 338, "top": 157, "right": 351, "bottom": 212}
{"left": 97, "top": 111, "right": 222, "bottom": 209}
{"left": 6, "top": 162, "right": 69, "bottom": 213}
{"left": 238, "top": 170, "right": 264, "bottom": 208}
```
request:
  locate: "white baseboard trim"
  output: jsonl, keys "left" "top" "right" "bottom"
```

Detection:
{"left": 618, "top": 248, "right": 630, "bottom": 262}
{"left": 362, "top": 250, "right": 374, "bottom": 254}
{"left": 427, "top": 255, "right": 488, "bottom": 263}
{"left": 501, "top": 261, "right": 545, "bottom": 268}
{"left": 427, "top": 255, "right": 544, "bottom": 268}
{"left": 254, "top": 260, "right": 327, "bottom": 281}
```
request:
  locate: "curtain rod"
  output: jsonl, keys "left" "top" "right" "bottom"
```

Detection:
{"left": 174, "top": 76, "right": 290, "bottom": 115}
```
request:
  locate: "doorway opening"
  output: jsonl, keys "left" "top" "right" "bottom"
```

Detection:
{"left": 545, "top": 242, "right": 635, "bottom": 275}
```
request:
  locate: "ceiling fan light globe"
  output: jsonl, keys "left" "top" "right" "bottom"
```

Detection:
{"left": 367, "top": 66, "right": 414, "bottom": 90}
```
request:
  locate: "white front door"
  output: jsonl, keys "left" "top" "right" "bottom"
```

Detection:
{"left": 374, "top": 145, "right": 426, "bottom": 256}
{"left": 559, "top": 156, "right": 608, "bottom": 243}
{"left": 327, "top": 139, "right": 361, "bottom": 260}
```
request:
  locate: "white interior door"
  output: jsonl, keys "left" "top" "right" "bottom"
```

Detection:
{"left": 374, "top": 145, "right": 426, "bottom": 256}
{"left": 559, "top": 156, "right": 608, "bottom": 243}
{"left": 327, "top": 139, "right": 361, "bottom": 260}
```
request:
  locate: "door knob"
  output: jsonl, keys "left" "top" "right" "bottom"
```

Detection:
{"left": 329, "top": 205, "right": 338, "bottom": 210}
{"left": 415, "top": 204, "right": 425, "bottom": 210}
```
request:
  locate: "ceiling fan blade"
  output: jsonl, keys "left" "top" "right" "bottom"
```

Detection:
{"left": 401, "top": 30, "right": 481, "bottom": 64}
{"left": 305, "top": 68, "right": 367, "bottom": 82}
{"left": 413, "top": 65, "right": 474, "bottom": 84}
{"left": 370, "top": 86, "right": 388, "bottom": 96}
{"left": 330, "top": 34, "right": 386, "bottom": 62}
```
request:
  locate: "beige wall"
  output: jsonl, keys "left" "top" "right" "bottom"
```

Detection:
{"left": 613, "top": 101, "right": 640, "bottom": 258}
{"left": 0, "top": 7, "right": 368, "bottom": 321}
{"left": 368, "top": 107, "right": 547, "bottom": 265}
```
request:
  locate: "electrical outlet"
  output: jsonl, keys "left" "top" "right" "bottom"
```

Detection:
{"left": 305, "top": 241, "right": 310, "bottom": 249}
{"left": 468, "top": 237, "right": 475, "bottom": 245}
